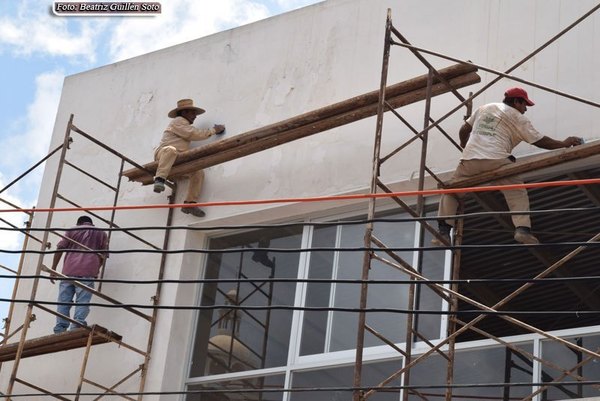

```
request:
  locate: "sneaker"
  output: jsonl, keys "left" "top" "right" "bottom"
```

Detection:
{"left": 153, "top": 177, "right": 166, "bottom": 193}
{"left": 431, "top": 232, "right": 451, "bottom": 246}
{"left": 181, "top": 203, "right": 206, "bottom": 218}
{"left": 514, "top": 226, "right": 539, "bottom": 245}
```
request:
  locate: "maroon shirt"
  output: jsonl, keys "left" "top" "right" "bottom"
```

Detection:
{"left": 57, "top": 222, "right": 109, "bottom": 277}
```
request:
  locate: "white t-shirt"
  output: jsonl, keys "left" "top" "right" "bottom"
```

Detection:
{"left": 462, "top": 102, "right": 544, "bottom": 160}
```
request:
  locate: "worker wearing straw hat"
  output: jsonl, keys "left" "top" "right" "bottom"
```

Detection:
{"left": 153, "top": 99, "right": 225, "bottom": 217}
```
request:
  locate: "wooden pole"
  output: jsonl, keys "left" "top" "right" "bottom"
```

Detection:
{"left": 74, "top": 329, "right": 96, "bottom": 401}
{"left": 123, "top": 63, "right": 479, "bottom": 184}
{"left": 443, "top": 140, "right": 600, "bottom": 189}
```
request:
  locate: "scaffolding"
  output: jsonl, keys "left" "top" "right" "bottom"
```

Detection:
{"left": 353, "top": 5, "right": 600, "bottom": 401}
{"left": 0, "top": 115, "right": 176, "bottom": 400}
{"left": 0, "top": 3, "right": 599, "bottom": 400}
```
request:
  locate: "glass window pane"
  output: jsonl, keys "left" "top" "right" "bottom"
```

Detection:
{"left": 541, "top": 335, "right": 600, "bottom": 399}
{"left": 407, "top": 343, "right": 534, "bottom": 400}
{"left": 329, "top": 219, "right": 364, "bottom": 352}
{"left": 415, "top": 211, "right": 446, "bottom": 340}
{"left": 330, "top": 213, "right": 415, "bottom": 352}
{"left": 300, "top": 225, "right": 337, "bottom": 355}
{"left": 186, "top": 374, "right": 285, "bottom": 401}
{"left": 189, "top": 226, "right": 303, "bottom": 378}
{"left": 291, "top": 360, "right": 403, "bottom": 401}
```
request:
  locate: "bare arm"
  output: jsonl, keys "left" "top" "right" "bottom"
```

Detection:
{"left": 459, "top": 122, "right": 472, "bottom": 149}
{"left": 533, "top": 136, "right": 582, "bottom": 150}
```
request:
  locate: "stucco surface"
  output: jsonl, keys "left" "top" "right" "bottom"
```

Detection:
{"left": 3, "top": 0, "right": 599, "bottom": 399}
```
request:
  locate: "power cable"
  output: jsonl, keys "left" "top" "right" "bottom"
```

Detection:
{"left": 1, "top": 274, "right": 600, "bottom": 285}
{"left": 3, "top": 241, "right": 600, "bottom": 256}
{"left": 2, "top": 379, "right": 600, "bottom": 398}
{"left": 4, "top": 298, "right": 600, "bottom": 315}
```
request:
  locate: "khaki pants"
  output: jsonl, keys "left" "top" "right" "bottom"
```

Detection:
{"left": 438, "top": 158, "right": 531, "bottom": 229}
{"left": 154, "top": 146, "right": 204, "bottom": 203}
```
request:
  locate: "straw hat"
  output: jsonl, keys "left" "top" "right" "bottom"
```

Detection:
{"left": 167, "top": 99, "right": 206, "bottom": 118}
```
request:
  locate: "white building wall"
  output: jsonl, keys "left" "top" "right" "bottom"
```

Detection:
{"left": 3, "top": 0, "right": 599, "bottom": 399}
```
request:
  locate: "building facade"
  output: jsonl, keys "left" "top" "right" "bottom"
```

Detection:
{"left": 2, "top": 0, "right": 600, "bottom": 400}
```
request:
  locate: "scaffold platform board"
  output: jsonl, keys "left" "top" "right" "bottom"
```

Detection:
{"left": 0, "top": 325, "right": 122, "bottom": 362}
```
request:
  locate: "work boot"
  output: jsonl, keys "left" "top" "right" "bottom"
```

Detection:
{"left": 182, "top": 202, "right": 205, "bottom": 218}
{"left": 153, "top": 177, "right": 166, "bottom": 193}
{"left": 431, "top": 221, "right": 452, "bottom": 246}
{"left": 514, "top": 226, "right": 539, "bottom": 245}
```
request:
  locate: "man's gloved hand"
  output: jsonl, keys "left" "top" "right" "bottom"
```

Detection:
{"left": 214, "top": 124, "right": 226, "bottom": 135}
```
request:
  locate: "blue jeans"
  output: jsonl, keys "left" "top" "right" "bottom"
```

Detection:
{"left": 54, "top": 278, "right": 94, "bottom": 334}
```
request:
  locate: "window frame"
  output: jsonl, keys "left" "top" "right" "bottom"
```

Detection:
{"left": 181, "top": 202, "right": 600, "bottom": 401}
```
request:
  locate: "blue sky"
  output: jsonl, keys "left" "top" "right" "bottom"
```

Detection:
{"left": 0, "top": 0, "right": 321, "bottom": 323}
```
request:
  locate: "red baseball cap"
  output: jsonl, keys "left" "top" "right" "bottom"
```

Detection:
{"left": 504, "top": 87, "right": 535, "bottom": 106}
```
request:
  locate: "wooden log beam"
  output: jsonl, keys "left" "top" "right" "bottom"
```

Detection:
{"left": 443, "top": 140, "right": 600, "bottom": 189}
{"left": 138, "top": 72, "right": 480, "bottom": 185}
{"left": 123, "top": 63, "right": 480, "bottom": 184}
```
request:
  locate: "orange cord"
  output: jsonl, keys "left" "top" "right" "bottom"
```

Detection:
{"left": 2, "top": 177, "right": 600, "bottom": 214}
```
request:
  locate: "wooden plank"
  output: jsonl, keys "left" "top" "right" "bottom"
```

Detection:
{"left": 0, "top": 325, "right": 121, "bottom": 362}
{"left": 443, "top": 140, "right": 600, "bottom": 189}
{"left": 123, "top": 63, "right": 479, "bottom": 184}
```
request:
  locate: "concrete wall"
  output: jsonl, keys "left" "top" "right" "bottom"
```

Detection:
{"left": 3, "top": 0, "right": 599, "bottom": 399}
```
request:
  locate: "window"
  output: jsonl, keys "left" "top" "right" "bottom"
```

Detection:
{"left": 185, "top": 207, "right": 600, "bottom": 401}
{"left": 300, "top": 211, "right": 445, "bottom": 355}
{"left": 290, "top": 360, "right": 403, "bottom": 401}
{"left": 540, "top": 335, "right": 600, "bottom": 400}
{"left": 187, "top": 374, "right": 285, "bottom": 401}
{"left": 187, "top": 208, "right": 447, "bottom": 396}
{"left": 189, "top": 226, "right": 303, "bottom": 377}
{"left": 408, "top": 343, "right": 534, "bottom": 400}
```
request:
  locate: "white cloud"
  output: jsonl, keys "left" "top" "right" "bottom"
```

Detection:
{"left": 108, "top": 0, "right": 271, "bottom": 62}
{"left": 0, "top": 0, "right": 104, "bottom": 62}
{"left": 24, "top": 71, "right": 65, "bottom": 159}
{"left": 2, "top": 70, "right": 64, "bottom": 165}
{"left": 0, "top": 70, "right": 64, "bottom": 208}
{"left": 0, "top": 186, "right": 30, "bottom": 251}
{"left": 0, "top": 70, "right": 63, "bottom": 281}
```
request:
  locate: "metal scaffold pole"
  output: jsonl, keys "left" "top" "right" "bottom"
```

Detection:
{"left": 352, "top": 9, "right": 392, "bottom": 401}
{"left": 6, "top": 114, "right": 74, "bottom": 398}
{"left": 1, "top": 115, "right": 174, "bottom": 400}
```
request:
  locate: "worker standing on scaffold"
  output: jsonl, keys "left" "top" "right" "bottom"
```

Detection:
{"left": 433, "top": 87, "right": 583, "bottom": 246}
{"left": 152, "top": 99, "right": 226, "bottom": 218}
{"left": 50, "top": 216, "right": 109, "bottom": 333}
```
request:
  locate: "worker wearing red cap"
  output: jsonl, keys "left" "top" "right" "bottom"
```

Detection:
{"left": 434, "top": 87, "right": 583, "bottom": 246}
